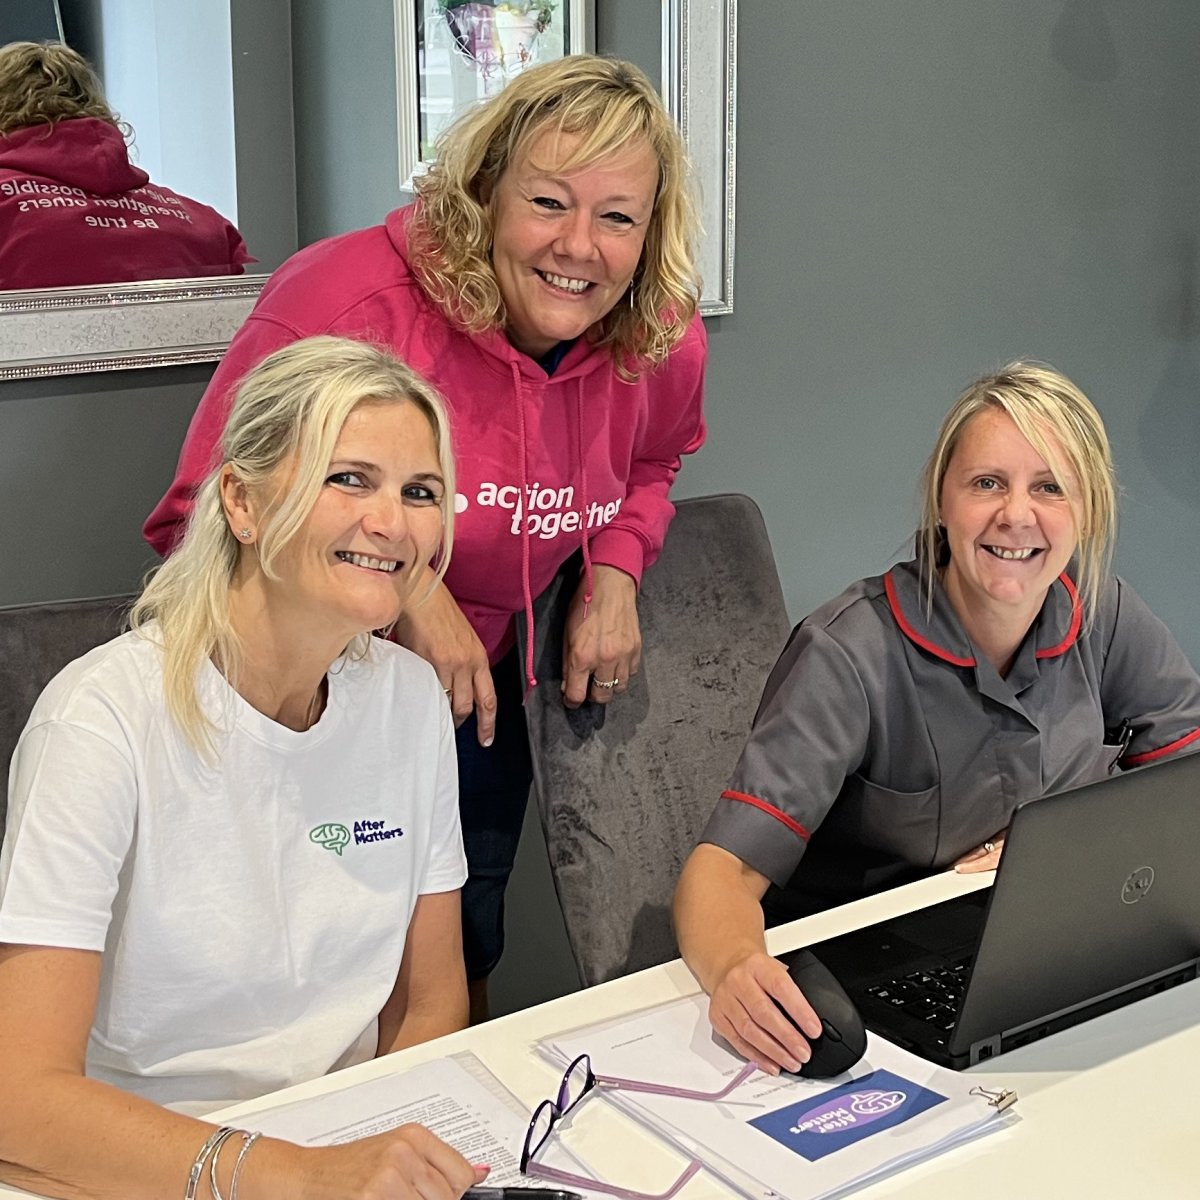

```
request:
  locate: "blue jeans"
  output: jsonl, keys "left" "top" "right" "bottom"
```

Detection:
{"left": 455, "top": 647, "right": 533, "bottom": 979}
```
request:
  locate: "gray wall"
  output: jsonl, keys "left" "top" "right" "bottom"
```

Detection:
{"left": 0, "top": 368, "right": 210, "bottom": 606}
{"left": 291, "top": 0, "right": 403, "bottom": 246}
{"left": 609, "top": 1, "right": 1200, "bottom": 664}
{"left": 4, "top": 1, "right": 1198, "bottom": 1016}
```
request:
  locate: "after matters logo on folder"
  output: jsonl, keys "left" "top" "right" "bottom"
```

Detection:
{"left": 748, "top": 1070, "right": 947, "bottom": 1162}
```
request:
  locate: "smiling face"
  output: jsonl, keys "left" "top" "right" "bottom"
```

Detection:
{"left": 262, "top": 400, "right": 445, "bottom": 642}
{"left": 939, "top": 407, "right": 1080, "bottom": 634}
{"left": 489, "top": 127, "right": 660, "bottom": 358}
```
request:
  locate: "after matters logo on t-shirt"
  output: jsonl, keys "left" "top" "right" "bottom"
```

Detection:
{"left": 309, "top": 818, "right": 405, "bottom": 855}
{"left": 748, "top": 1070, "right": 947, "bottom": 1162}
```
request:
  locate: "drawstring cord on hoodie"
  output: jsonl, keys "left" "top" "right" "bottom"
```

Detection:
{"left": 511, "top": 363, "right": 594, "bottom": 701}
{"left": 575, "top": 376, "right": 595, "bottom": 617}
{"left": 511, "top": 361, "right": 538, "bottom": 699}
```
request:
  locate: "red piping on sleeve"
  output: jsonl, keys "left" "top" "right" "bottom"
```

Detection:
{"left": 720, "top": 789, "right": 812, "bottom": 842}
{"left": 1035, "top": 572, "right": 1081, "bottom": 659}
{"left": 883, "top": 570, "right": 976, "bottom": 667}
{"left": 1123, "top": 726, "right": 1200, "bottom": 767}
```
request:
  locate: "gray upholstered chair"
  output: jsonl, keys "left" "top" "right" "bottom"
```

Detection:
{"left": 521, "top": 493, "right": 790, "bottom": 987}
{"left": 0, "top": 595, "right": 133, "bottom": 837}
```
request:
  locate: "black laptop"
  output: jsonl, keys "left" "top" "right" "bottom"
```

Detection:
{"left": 804, "top": 750, "right": 1200, "bottom": 1069}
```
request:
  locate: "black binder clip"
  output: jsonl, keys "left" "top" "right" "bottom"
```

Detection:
{"left": 970, "top": 1084, "right": 1018, "bottom": 1112}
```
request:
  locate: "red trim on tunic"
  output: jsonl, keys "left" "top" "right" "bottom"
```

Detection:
{"left": 883, "top": 569, "right": 976, "bottom": 667}
{"left": 1123, "top": 726, "right": 1200, "bottom": 767}
{"left": 720, "top": 789, "right": 812, "bottom": 842}
{"left": 1035, "top": 572, "right": 1081, "bottom": 659}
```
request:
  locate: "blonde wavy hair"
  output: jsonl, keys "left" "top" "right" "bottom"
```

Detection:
{"left": 917, "top": 361, "right": 1118, "bottom": 629}
{"left": 0, "top": 41, "right": 126, "bottom": 137}
{"left": 410, "top": 53, "right": 701, "bottom": 377}
{"left": 132, "top": 336, "right": 456, "bottom": 752}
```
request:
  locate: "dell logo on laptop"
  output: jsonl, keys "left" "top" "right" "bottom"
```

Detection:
{"left": 1121, "top": 866, "right": 1155, "bottom": 904}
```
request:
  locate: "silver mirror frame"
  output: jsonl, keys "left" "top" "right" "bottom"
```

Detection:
{"left": 0, "top": 275, "right": 267, "bottom": 382}
{"left": 664, "top": 0, "right": 737, "bottom": 315}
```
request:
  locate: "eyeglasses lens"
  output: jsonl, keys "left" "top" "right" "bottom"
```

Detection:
{"left": 560, "top": 1054, "right": 593, "bottom": 1112}
{"left": 524, "top": 1099, "right": 556, "bottom": 1167}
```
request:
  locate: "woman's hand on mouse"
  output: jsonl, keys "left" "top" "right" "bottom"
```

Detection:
{"left": 707, "top": 950, "right": 825, "bottom": 1075}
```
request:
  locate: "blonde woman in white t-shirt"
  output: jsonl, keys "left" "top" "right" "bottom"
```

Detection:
{"left": 0, "top": 337, "right": 486, "bottom": 1200}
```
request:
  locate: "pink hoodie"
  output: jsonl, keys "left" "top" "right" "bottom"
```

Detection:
{"left": 144, "top": 205, "right": 707, "bottom": 673}
{"left": 0, "top": 117, "right": 249, "bottom": 288}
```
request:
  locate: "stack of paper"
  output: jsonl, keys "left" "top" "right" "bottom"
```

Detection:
{"left": 243, "top": 1053, "right": 609, "bottom": 1194}
{"left": 539, "top": 995, "right": 1018, "bottom": 1200}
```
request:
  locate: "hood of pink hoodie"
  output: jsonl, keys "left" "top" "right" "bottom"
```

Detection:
{"left": 0, "top": 117, "right": 147, "bottom": 195}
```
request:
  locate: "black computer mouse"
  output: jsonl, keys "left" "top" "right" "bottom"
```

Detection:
{"left": 776, "top": 948, "right": 868, "bottom": 1078}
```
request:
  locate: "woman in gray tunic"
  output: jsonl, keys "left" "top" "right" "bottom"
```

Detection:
{"left": 674, "top": 361, "right": 1200, "bottom": 1075}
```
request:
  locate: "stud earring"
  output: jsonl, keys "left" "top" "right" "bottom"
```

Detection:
{"left": 237, "top": 527, "right": 253, "bottom": 541}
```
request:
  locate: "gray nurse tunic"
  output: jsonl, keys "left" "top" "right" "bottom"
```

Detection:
{"left": 701, "top": 558, "right": 1200, "bottom": 919}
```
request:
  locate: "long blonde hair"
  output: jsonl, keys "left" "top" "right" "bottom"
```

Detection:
{"left": 410, "top": 54, "right": 700, "bottom": 377}
{"left": 917, "top": 361, "right": 1117, "bottom": 628}
{"left": 132, "top": 337, "right": 455, "bottom": 751}
{"left": 0, "top": 41, "right": 126, "bottom": 137}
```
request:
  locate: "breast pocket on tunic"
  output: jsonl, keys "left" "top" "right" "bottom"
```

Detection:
{"left": 843, "top": 774, "right": 942, "bottom": 868}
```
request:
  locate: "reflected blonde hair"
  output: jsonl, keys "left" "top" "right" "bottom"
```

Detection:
{"left": 0, "top": 41, "right": 126, "bottom": 137}
{"left": 411, "top": 54, "right": 700, "bottom": 378}
{"left": 917, "top": 361, "right": 1117, "bottom": 628}
{"left": 132, "top": 336, "right": 455, "bottom": 752}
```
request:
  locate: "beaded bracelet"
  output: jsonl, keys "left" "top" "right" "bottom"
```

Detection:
{"left": 184, "top": 1126, "right": 239, "bottom": 1200}
{"left": 211, "top": 1129, "right": 262, "bottom": 1200}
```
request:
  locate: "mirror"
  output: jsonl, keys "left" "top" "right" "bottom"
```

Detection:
{"left": 0, "top": 0, "right": 295, "bottom": 380}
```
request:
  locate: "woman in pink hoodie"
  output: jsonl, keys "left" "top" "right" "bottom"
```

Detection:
{"left": 0, "top": 41, "right": 248, "bottom": 288}
{"left": 145, "top": 54, "right": 707, "bottom": 1017}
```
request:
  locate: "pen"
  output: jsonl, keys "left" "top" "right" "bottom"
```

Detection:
{"left": 464, "top": 1189, "right": 583, "bottom": 1200}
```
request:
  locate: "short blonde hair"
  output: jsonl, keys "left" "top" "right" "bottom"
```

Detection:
{"left": 0, "top": 41, "right": 123, "bottom": 137}
{"left": 132, "top": 336, "right": 455, "bottom": 752}
{"left": 917, "top": 361, "right": 1117, "bottom": 627}
{"left": 410, "top": 54, "right": 700, "bottom": 377}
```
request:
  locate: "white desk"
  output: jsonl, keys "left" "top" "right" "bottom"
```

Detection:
{"left": 3, "top": 870, "right": 1196, "bottom": 1198}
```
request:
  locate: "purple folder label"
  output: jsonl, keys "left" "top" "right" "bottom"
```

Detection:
{"left": 748, "top": 1069, "right": 947, "bottom": 1162}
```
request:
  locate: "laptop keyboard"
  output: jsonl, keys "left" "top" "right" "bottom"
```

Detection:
{"left": 865, "top": 960, "right": 971, "bottom": 1033}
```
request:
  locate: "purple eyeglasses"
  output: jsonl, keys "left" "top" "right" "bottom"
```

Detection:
{"left": 521, "top": 1053, "right": 757, "bottom": 1200}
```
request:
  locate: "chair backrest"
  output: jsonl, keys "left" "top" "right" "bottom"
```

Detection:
{"left": 521, "top": 494, "right": 790, "bottom": 986}
{"left": 0, "top": 595, "right": 134, "bottom": 835}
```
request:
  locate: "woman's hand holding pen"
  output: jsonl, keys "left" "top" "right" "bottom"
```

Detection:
{"left": 278, "top": 1125, "right": 485, "bottom": 1200}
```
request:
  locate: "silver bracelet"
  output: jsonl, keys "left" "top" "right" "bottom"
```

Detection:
{"left": 210, "top": 1129, "right": 261, "bottom": 1200}
{"left": 228, "top": 1131, "right": 262, "bottom": 1200}
{"left": 184, "top": 1126, "right": 238, "bottom": 1200}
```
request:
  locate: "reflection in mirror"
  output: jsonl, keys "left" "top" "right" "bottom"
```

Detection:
{"left": 0, "top": 41, "right": 251, "bottom": 290}
{"left": 1, "top": 6, "right": 253, "bottom": 290}
{"left": 0, "top": 0, "right": 296, "bottom": 378}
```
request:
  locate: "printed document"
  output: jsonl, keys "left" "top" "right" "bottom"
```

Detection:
{"left": 540, "top": 994, "right": 1018, "bottom": 1200}
{"left": 244, "top": 1052, "right": 606, "bottom": 1193}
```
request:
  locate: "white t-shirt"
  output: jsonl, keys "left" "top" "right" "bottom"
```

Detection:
{"left": 0, "top": 628, "right": 466, "bottom": 1113}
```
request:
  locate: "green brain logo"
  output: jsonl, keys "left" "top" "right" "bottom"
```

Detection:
{"left": 310, "top": 823, "right": 351, "bottom": 855}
